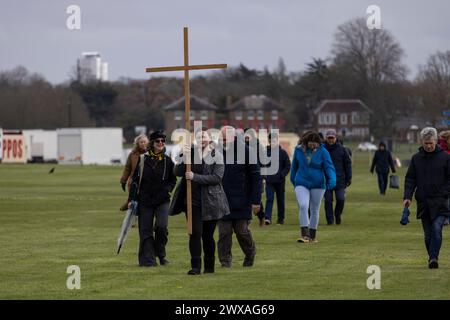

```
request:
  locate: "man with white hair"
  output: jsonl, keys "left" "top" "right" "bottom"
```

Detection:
{"left": 404, "top": 127, "right": 450, "bottom": 269}
{"left": 217, "top": 126, "right": 262, "bottom": 268}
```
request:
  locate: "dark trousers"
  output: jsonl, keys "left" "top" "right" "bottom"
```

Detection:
{"left": 189, "top": 205, "right": 218, "bottom": 271}
{"left": 265, "top": 182, "right": 285, "bottom": 222}
{"left": 218, "top": 219, "right": 256, "bottom": 266}
{"left": 421, "top": 215, "right": 446, "bottom": 261}
{"left": 138, "top": 202, "right": 169, "bottom": 266}
{"left": 377, "top": 172, "right": 389, "bottom": 194}
{"left": 324, "top": 188, "right": 346, "bottom": 224}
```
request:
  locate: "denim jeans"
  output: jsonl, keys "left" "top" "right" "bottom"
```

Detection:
{"left": 377, "top": 172, "right": 389, "bottom": 194}
{"left": 265, "top": 182, "right": 285, "bottom": 222}
{"left": 294, "top": 186, "right": 325, "bottom": 229}
{"left": 324, "top": 188, "right": 346, "bottom": 224}
{"left": 421, "top": 215, "right": 447, "bottom": 261}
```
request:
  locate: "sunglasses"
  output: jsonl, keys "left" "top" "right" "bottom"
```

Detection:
{"left": 155, "top": 139, "right": 166, "bottom": 143}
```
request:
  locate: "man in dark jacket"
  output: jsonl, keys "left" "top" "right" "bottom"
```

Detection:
{"left": 404, "top": 127, "right": 450, "bottom": 269}
{"left": 324, "top": 129, "right": 352, "bottom": 225}
{"left": 370, "top": 141, "right": 396, "bottom": 195}
{"left": 262, "top": 132, "right": 291, "bottom": 225}
{"left": 244, "top": 128, "right": 267, "bottom": 226}
{"left": 218, "top": 126, "right": 262, "bottom": 268}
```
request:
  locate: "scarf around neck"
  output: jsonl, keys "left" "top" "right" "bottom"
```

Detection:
{"left": 148, "top": 148, "right": 165, "bottom": 161}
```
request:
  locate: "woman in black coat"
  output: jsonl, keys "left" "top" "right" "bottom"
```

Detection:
{"left": 130, "top": 130, "right": 176, "bottom": 267}
{"left": 169, "top": 130, "right": 230, "bottom": 275}
{"left": 370, "top": 141, "right": 396, "bottom": 195}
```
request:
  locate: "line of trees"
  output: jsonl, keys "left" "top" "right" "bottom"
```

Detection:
{"left": 0, "top": 17, "right": 449, "bottom": 142}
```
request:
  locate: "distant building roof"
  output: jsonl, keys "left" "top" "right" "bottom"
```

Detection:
{"left": 313, "top": 99, "right": 372, "bottom": 115}
{"left": 227, "top": 95, "right": 284, "bottom": 111}
{"left": 163, "top": 95, "right": 218, "bottom": 111}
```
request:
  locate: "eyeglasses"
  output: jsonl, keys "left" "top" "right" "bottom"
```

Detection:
{"left": 155, "top": 139, "right": 166, "bottom": 144}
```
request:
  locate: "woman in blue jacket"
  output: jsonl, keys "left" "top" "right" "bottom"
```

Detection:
{"left": 291, "top": 132, "right": 336, "bottom": 243}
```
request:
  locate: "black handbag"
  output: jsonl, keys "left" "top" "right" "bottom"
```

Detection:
{"left": 389, "top": 175, "right": 399, "bottom": 189}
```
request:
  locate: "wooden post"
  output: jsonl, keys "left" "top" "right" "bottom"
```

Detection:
{"left": 145, "top": 27, "right": 227, "bottom": 235}
{"left": 183, "top": 27, "right": 193, "bottom": 235}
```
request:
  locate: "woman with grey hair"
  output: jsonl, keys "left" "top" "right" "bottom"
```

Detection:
{"left": 404, "top": 127, "right": 450, "bottom": 269}
{"left": 119, "top": 134, "right": 149, "bottom": 215}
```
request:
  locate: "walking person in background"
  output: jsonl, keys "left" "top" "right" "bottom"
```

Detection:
{"left": 244, "top": 128, "right": 266, "bottom": 226}
{"left": 291, "top": 131, "right": 336, "bottom": 243}
{"left": 370, "top": 141, "right": 396, "bottom": 195}
{"left": 130, "top": 130, "right": 176, "bottom": 267}
{"left": 323, "top": 129, "right": 352, "bottom": 225}
{"left": 170, "top": 129, "right": 230, "bottom": 275}
{"left": 439, "top": 131, "right": 450, "bottom": 226}
{"left": 403, "top": 127, "right": 450, "bottom": 269}
{"left": 120, "top": 134, "right": 149, "bottom": 227}
{"left": 218, "top": 126, "right": 262, "bottom": 268}
{"left": 262, "top": 132, "right": 291, "bottom": 225}
{"left": 438, "top": 130, "right": 450, "bottom": 154}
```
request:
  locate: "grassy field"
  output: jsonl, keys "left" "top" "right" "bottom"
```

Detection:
{"left": 0, "top": 147, "right": 449, "bottom": 300}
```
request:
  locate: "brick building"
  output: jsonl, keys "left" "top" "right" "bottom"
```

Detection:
{"left": 225, "top": 95, "right": 285, "bottom": 130}
{"left": 163, "top": 95, "right": 218, "bottom": 134}
{"left": 313, "top": 99, "right": 372, "bottom": 138}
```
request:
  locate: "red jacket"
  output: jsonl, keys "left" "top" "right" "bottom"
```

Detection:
{"left": 438, "top": 138, "right": 450, "bottom": 154}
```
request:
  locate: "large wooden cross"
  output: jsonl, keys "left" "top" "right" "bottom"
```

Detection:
{"left": 146, "top": 27, "right": 227, "bottom": 235}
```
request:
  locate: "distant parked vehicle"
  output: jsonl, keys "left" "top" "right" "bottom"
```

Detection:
{"left": 357, "top": 142, "right": 377, "bottom": 151}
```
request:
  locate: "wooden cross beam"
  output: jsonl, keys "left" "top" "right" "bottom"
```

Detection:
{"left": 146, "top": 27, "right": 227, "bottom": 235}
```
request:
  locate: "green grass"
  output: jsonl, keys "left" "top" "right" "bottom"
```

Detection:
{"left": 0, "top": 148, "right": 449, "bottom": 300}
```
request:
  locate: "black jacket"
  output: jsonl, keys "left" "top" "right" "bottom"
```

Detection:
{"left": 131, "top": 153, "right": 176, "bottom": 208}
{"left": 404, "top": 146, "right": 450, "bottom": 219}
{"left": 262, "top": 145, "right": 291, "bottom": 184}
{"left": 370, "top": 143, "right": 396, "bottom": 174}
{"left": 222, "top": 139, "right": 262, "bottom": 220}
{"left": 324, "top": 142, "right": 352, "bottom": 189}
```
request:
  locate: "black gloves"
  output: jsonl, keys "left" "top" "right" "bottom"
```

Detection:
{"left": 346, "top": 180, "right": 352, "bottom": 187}
{"left": 121, "top": 182, "right": 126, "bottom": 192}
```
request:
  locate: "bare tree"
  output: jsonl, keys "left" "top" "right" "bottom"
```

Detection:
{"left": 330, "top": 18, "right": 410, "bottom": 136}
{"left": 332, "top": 18, "right": 408, "bottom": 92}
{"left": 416, "top": 51, "right": 450, "bottom": 126}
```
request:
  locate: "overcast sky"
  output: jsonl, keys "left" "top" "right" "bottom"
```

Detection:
{"left": 0, "top": 0, "right": 449, "bottom": 84}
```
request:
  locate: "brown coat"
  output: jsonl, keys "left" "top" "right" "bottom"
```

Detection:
{"left": 120, "top": 149, "right": 144, "bottom": 187}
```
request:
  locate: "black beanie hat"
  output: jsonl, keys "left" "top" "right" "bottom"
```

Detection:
{"left": 149, "top": 130, "right": 166, "bottom": 141}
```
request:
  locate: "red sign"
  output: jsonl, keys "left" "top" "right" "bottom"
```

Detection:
{"left": 2, "top": 134, "right": 26, "bottom": 163}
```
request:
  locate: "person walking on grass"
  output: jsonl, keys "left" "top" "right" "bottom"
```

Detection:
{"left": 120, "top": 134, "right": 149, "bottom": 227}
{"left": 170, "top": 129, "right": 230, "bottom": 275}
{"left": 244, "top": 128, "right": 267, "bottom": 227}
{"left": 438, "top": 130, "right": 450, "bottom": 154}
{"left": 218, "top": 126, "right": 262, "bottom": 268}
{"left": 323, "top": 129, "right": 352, "bottom": 225}
{"left": 370, "top": 141, "right": 396, "bottom": 195}
{"left": 129, "top": 130, "right": 176, "bottom": 267}
{"left": 404, "top": 127, "right": 450, "bottom": 269}
{"left": 438, "top": 131, "right": 450, "bottom": 226}
{"left": 291, "top": 131, "right": 336, "bottom": 243}
{"left": 262, "top": 132, "right": 291, "bottom": 225}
